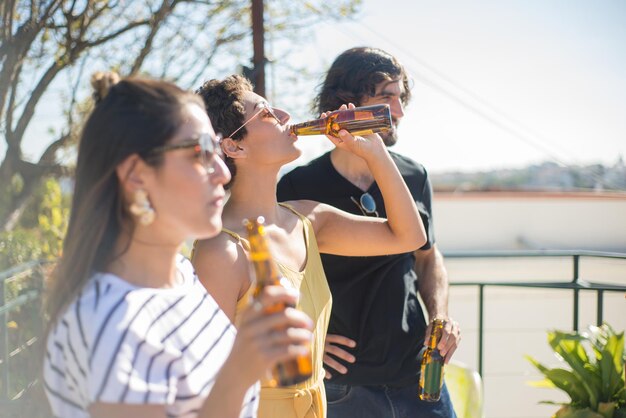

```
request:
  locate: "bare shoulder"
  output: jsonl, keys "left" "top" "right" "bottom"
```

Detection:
{"left": 194, "top": 233, "right": 236, "bottom": 265}
{"left": 282, "top": 199, "right": 317, "bottom": 215}
{"left": 191, "top": 232, "right": 250, "bottom": 317}
{"left": 281, "top": 199, "right": 337, "bottom": 229}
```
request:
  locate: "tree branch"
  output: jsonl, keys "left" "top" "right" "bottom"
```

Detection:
{"left": 35, "top": 53, "right": 88, "bottom": 166}
{"left": 184, "top": 35, "right": 247, "bottom": 87}
{"left": 186, "top": 44, "right": 222, "bottom": 87}
{"left": 128, "top": 0, "right": 174, "bottom": 75}
{"left": 1, "top": 159, "right": 68, "bottom": 232}
{"left": 1, "top": 0, "right": 363, "bottom": 232}
{"left": 83, "top": 19, "right": 151, "bottom": 49}
{"left": 7, "top": 59, "right": 63, "bottom": 148}
{"left": 38, "top": 132, "right": 72, "bottom": 165}
{"left": 0, "top": 0, "right": 17, "bottom": 45}
{"left": 0, "top": 0, "right": 63, "bottom": 123}
{"left": 8, "top": 11, "right": 150, "bottom": 152}
{"left": 5, "top": 62, "right": 21, "bottom": 139}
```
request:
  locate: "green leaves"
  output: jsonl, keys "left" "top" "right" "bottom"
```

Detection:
{"left": 549, "top": 331, "right": 600, "bottom": 409}
{"left": 527, "top": 323, "right": 625, "bottom": 418}
{"left": 0, "top": 178, "right": 69, "bottom": 270}
{"left": 600, "top": 328, "right": 625, "bottom": 403}
{"left": 554, "top": 406, "right": 605, "bottom": 418}
{"left": 526, "top": 355, "right": 590, "bottom": 406}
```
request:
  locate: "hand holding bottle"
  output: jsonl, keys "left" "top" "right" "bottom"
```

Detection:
{"left": 316, "top": 103, "right": 426, "bottom": 254}
{"left": 321, "top": 104, "right": 389, "bottom": 162}
{"left": 423, "top": 316, "right": 461, "bottom": 363}
{"left": 227, "top": 285, "right": 313, "bottom": 387}
{"left": 418, "top": 318, "right": 446, "bottom": 401}
{"left": 291, "top": 103, "right": 392, "bottom": 138}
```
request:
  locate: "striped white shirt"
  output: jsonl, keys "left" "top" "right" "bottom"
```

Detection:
{"left": 44, "top": 255, "right": 259, "bottom": 418}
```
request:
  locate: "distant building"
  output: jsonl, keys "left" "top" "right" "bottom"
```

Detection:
{"left": 433, "top": 191, "right": 626, "bottom": 252}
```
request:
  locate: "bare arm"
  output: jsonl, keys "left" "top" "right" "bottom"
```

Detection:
{"left": 415, "top": 245, "right": 461, "bottom": 362}
{"left": 416, "top": 245, "right": 448, "bottom": 319}
{"left": 289, "top": 130, "right": 426, "bottom": 257}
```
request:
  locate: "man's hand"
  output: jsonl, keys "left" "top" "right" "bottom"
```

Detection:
{"left": 423, "top": 317, "right": 461, "bottom": 364}
{"left": 323, "top": 334, "right": 357, "bottom": 379}
{"left": 415, "top": 245, "right": 460, "bottom": 363}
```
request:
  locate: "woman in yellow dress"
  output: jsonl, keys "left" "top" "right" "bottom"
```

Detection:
{"left": 192, "top": 75, "right": 426, "bottom": 418}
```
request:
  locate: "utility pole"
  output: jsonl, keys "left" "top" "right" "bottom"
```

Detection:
{"left": 251, "top": 0, "right": 266, "bottom": 96}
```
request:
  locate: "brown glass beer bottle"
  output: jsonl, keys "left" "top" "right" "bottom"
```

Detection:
{"left": 244, "top": 216, "right": 313, "bottom": 386}
{"left": 418, "top": 318, "right": 446, "bottom": 401}
{"left": 290, "top": 104, "right": 392, "bottom": 137}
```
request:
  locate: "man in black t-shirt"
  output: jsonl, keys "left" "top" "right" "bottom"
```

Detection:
{"left": 278, "top": 47, "right": 460, "bottom": 417}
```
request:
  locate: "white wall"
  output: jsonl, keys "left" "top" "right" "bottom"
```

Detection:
{"left": 429, "top": 193, "right": 626, "bottom": 418}
{"left": 433, "top": 192, "right": 626, "bottom": 252}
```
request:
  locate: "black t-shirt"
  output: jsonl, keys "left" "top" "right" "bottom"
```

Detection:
{"left": 277, "top": 151, "right": 435, "bottom": 386}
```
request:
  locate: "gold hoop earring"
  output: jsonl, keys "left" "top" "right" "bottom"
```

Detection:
{"left": 129, "top": 189, "right": 155, "bottom": 226}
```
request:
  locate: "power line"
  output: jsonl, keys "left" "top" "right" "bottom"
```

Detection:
{"left": 359, "top": 24, "right": 580, "bottom": 162}
{"left": 329, "top": 22, "right": 614, "bottom": 188}
{"left": 279, "top": 0, "right": 618, "bottom": 188}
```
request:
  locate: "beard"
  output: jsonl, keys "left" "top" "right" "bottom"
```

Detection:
{"left": 381, "top": 119, "right": 399, "bottom": 147}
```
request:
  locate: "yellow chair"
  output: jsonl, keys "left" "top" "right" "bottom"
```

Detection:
{"left": 444, "top": 360, "right": 485, "bottom": 418}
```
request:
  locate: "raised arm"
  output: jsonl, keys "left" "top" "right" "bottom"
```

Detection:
{"left": 290, "top": 128, "right": 426, "bottom": 257}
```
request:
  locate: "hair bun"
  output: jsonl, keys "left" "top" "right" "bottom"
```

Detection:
{"left": 91, "top": 71, "right": 120, "bottom": 103}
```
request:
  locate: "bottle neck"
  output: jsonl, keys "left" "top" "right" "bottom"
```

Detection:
{"left": 245, "top": 218, "right": 282, "bottom": 285}
{"left": 289, "top": 104, "right": 391, "bottom": 137}
{"left": 428, "top": 319, "right": 445, "bottom": 348}
{"left": 290, "top": 118, "right": 327, "bottom": 136}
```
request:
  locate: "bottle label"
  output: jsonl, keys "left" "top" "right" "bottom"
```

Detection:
{"left": 423, "top": 361, "right": 443, "bottom": 394}
{"left": 354, "top": 110, "right": 372, "bottom": 120}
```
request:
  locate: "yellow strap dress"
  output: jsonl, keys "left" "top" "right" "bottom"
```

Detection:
{"left": 223, "top": 203, "right": 332, "bottom": 418}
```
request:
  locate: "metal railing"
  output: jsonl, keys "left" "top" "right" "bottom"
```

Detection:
{"left": 444, "top": 250, "right": 626, "bottom": 377}
{"left": 0, "top": 260, "right": 48, "bottom": 414}
{"left": 0, "top": 251, "right": 624, "bottom": 410}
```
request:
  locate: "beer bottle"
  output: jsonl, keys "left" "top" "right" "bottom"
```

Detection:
{"left": 244, "top": 216, "right": 313, "bottom": 386}
{"left": 290, "top": 104, "right": 392, "bottom": 137}
{"left": 418, "top": 318, "right": 446, "bottom": 401}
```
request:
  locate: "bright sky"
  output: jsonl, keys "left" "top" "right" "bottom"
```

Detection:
{"left": 275, "top": 0, "right": 626, "bottom": 173}
{"left": 7, "top": 0, "right": 626, "bottom": 176}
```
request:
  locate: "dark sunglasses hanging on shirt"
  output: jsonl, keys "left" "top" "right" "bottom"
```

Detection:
{"left": 351, "top": 192, "right": 379, "bottom": 217}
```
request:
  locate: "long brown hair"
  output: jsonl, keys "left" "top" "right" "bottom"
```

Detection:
{"left": 45, "top": 72, "right": 203, "bottom": 326}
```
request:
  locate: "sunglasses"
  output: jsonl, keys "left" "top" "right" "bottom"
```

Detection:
{"left": 149, "top": 132, "right": 223, "bottom": 174}
{"left": 350, "top": 192, "right": 379, "bottom": 217}
{"left": 228, "top": 102, "right": 281, "bottom": 138}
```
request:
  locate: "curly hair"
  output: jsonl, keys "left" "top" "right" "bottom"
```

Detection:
{"left": 196, "top": 75, "right": 254, "bottom": 188}
{"left": 314, "top": 47, "right": 412, "bottom": 114}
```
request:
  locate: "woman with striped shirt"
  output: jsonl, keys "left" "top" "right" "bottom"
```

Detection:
{"left": 43, "top": 72, "right": 313, "bottom": 418}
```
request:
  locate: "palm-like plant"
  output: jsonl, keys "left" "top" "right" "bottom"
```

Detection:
{"left": 526, "top": 323, "right": 625, "bottom": 418}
